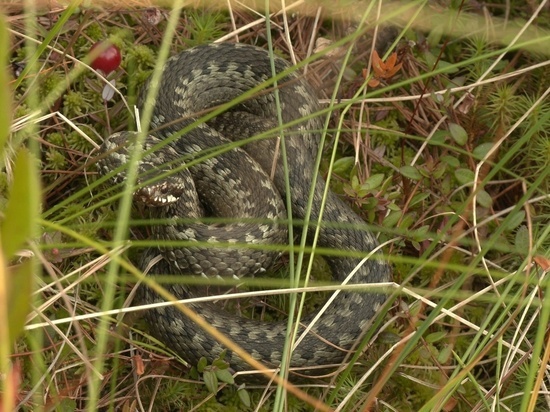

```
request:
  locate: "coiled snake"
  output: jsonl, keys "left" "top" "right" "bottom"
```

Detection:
{"left": 98, "top": 43, "right": 390, "bottom": 379}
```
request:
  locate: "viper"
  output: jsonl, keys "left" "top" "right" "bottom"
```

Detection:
{"left": 98, "top": 42, "right": 390, "bottom": 379}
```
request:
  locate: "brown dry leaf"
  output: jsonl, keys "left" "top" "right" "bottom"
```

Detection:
{"left": 134, "top": 354, "right": 145, "bottom": 376}
{"left": 533, "top": 255, "right": 550, "bottom": 271}
{"left": 365, "top": 50, "right": 403, "bottom": 87}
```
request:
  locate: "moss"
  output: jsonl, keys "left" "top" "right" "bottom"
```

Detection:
{"left": 63, "top": 90, "right": 91, "bottom": 117}
{"left": 185, "top": 9, "right": 229, "bottom": 47}
{"left": 45, "top": 148, "right": 67, "bottom": 171}
{"left": 14, "top": 101, "right": 31, "bottom": 119}
{"left": 65, "top": 130, "right": 95, "bottom": 153}
{"left": 84, "top": 21, "right": 104, "bottom": 42}
{"left": 45, "top": 131, "right": 65, "bottom": 147}
{"left": 39, "top": 72, "right": 65, "bottom": 99}
{"left": 127, "top": 44, "right": 156, "bottom": 69}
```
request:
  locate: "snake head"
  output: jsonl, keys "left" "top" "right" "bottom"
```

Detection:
{"left": 98, "top": 131, "right": 190, "bottom": 207}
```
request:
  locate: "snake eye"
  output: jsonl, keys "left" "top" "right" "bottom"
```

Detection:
{"left": 135, "top": 180, "right": 185, "bottom": 206}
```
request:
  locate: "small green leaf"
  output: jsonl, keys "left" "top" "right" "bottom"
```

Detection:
{"left": 400, "top": 165, "right": 422, "bottom": 181}
{"left": 426, "top": 26, "right": 443, "bottom": 50}
{"left": 410, "top": 193, "right": 430, "bottom": 207}
{"left": 362, "top": 197, "right": 379, "bottom": 211}
{"left": 475, "top": 190, "right": 493, "bottom": 208}
{"left": 197, "top": 356, "right": 207, "bottom": 372}
{"left": 454, "top": 168, "right": 475, "bottom": 185}
{"left": 426, "top": 331, "right": 447, "bottom": 343}
{"left": 399, "top": 214, "right": 415, "bottom": 230}
{"left": 514, "top": 226, "right": 529, "bottom": 255}
{"left": 360, "top": 173, "right": 384, "bottom": 191}
{"left": 350, "top": 175, "right": 360, "bottom": 191}
{"left": 1, "top": 148, "right": 41, "bottom": 259}
{"left": 473, "top": 142, "right": 494, "bottom": 160}
{"left": 450, "top": 76, "right": 466, "bottom": 87}
{"left": 203, "top": 370, "right": 218, "bottom": 393}
{"left": 382, "top": 210, "right": 401, "bottom": 228}
{"left": 332, "top": 156, "right": 354, "bottom": 176}
{"left": 212, "top": 356, "right": 229, "bottom": 369}
{"left": 58, "top": 399, "right": 77, "bottom": 412}
{"left": 408, "top": 302, "right": 421, "bottom": 317}
{"left": 378, "top": 332, "right": 401, "bottom": 345}
{"left": 387, "top": 202, "right": 401, "bottom": 212}
{"left": 441, "top": 155, "right": 459, "bottom": 168}
{"left": 505, "top": 210, "right": 525, "bottom": 231}
{"left": 418, "top": 345, "right": 432, "bottom": 360}
{"left": 449, "top": 123, "right": 468, "bottom": 145}
{"left": 188, "top": 366, "right": 199, "bottom": 380}
{"left": 431, "top": 130, "right": 448, "bottom": 144}
{"left": 433, "top": 163, "right": 447, "bottom": 179}
{"left": 435, "top": 59, "right": 459, "bottom": 74}
{"left": 238, "top": 388, "right": 251, "bottom": 407}
{"left": 437, "top": 345, "right": 453, "bottom": 364}
{"left": 418, "top": 166, "right": 432, "bottom": 178}
{"left": 413, "top": 225, "right": 430, "bottom": 241}
{"left": 215, "top": 368, "right": 234, "bottom": 384}
{"left": 423, "top": 50, "right": 437, "bottom": 70}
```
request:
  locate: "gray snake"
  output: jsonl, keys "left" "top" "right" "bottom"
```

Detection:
{"left": 98, "top": 43, "right": 390, "bottom": 379}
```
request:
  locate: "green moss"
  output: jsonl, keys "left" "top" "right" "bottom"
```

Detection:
{"left": 14, "top": 101, "right": 31, "bottom": 119}
{"left": 185, "top": 10, "right": 229, "bottom": 47}
{"left": 63, "top": 90, "right": 91, "bottom": 116}
{"left": 135, "top": 44, "right": 156, "bottom": 67}
{"left": 109, "top": 27, "right": 134, "bottom": 43}
{"left": 39, "top": 72, "right": 64, "bottom": 99}
{"left": 45, "top": 131, "right": 65, "bottom": 147}
{"left": 65, "top": 130, "right": 95, "bottom": 153}
{"left": 45, "top": 148, "right": 67, "bottom": 170}
{"left": 84, "top": 21, "right": 104, "bottom": 42}
{"left": 484, "top": 84, "right": 521, "bottom": 127}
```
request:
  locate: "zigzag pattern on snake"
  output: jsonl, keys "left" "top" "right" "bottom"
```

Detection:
{"left": 98, "top": 42, "right": 391, "bottom": 379}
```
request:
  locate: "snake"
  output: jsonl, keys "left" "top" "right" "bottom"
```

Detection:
{"left": 98, "top": 42, "right": 391, "bottom": 379}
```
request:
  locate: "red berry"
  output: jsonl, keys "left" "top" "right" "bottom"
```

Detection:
{"left": 90, "top": 41, "right": 121, "bottom": 74}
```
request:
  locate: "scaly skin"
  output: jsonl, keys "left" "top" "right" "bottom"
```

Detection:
{"left": 99, "top": 43, "right": 390, "bottom": 381}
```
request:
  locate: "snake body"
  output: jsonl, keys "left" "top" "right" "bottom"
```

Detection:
{"left": 99, "top": 43, "right": 390, "bottom": 377}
